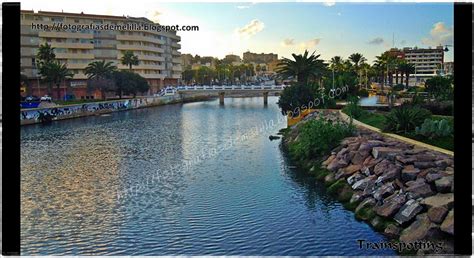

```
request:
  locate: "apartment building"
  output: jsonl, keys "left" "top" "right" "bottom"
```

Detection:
{"left": 242, "top": 51, "right": 278, "bottom": 64}
{"left": 402, "top": 46, "right": 444, "bottom": 84}
{"left": 21, "top": 10, "right": 182, "bottom": 98}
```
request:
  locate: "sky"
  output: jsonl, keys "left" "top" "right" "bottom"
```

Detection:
{"left": 16, "top": 0, "right": 454, "bottom": 62}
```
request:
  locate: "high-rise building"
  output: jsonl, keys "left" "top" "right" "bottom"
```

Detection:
{"left": 21, "top": 10, "right": 182, "bottom": 98}
{"left": 402, "top": 46, "right": 444, "bottom": 77}
{"left": 242, "top": 51, "right": 278, "bottom": 64}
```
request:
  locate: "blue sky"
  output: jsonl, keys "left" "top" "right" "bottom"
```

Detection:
{"left": 18, "top": 1, "right": 454, "bottom": 62}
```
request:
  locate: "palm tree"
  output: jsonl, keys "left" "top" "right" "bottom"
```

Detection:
{"left": 85, "top": 60, "right": 117, "bottom": 99}
{"left": 348, "top": 53, "right": 367, "bottom": 70}
{"left": 36, "top": 43, "right": 56, "bottom": 65}
{"left": 38, "top": 61, "right": 74, "bottom": 100}
{"left": 399, "top": 62, "right": 416, "bottom": 88}
{"left": 276, "top": 50, "right": 326, "bottom": 85}
{"left": 374, "top": 53, "right": 389, "bottom": 94}
{"left": 121, "top": 50, "right": 139, "bottom": 70}
{"left": 329, "top": 56, "right": 344, "bottom": 73}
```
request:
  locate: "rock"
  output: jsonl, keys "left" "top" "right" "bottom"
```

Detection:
{"left": 384, "top": 224, "right": 401, "bottom": 238}
{"left": 322, "top": 155, "right": 336, "bottom": 166}
{"left": 375, "top": 193, "right": 406, "bottom": 217}
{"left": 352, "top": 175, "right": 376, "bottom": 191}
{"left": 372, "top": 147, "right": 402, "bottom": 159}
{"left": 427, "top": 206, "right": 448, "bottom": 224}
{"left": 425, "top": 172, "right": 443, "bottom": 183}
{"left": 334, "top": 169, "right": 346, "bottom": 180}
{"left": 434, "top": 159, "right": 449, "bottom": 169}
{"left": 421, "top": 193, "right": 454, "bottom": 209}
{"left": 401, "top": 165, "right": 420, "bottom": 182}
{"left": 370, "top": 216, "right": 384, "bottom": 230}
{"left": 394, "top": 199, "right": 423, "bottom": 225}
{"left": 351, "top": 150, "right": 370, "bottom": 165}
{"left": 324, "top": 173, "right": 335, "bottom": 184}
{"left": 336, "top": 147, "right": 349, "bottom": 158}
{"left": 373, "top": 159, "right": 392, "bottom": 176}
{"left": 347, "top": 172, "right": 364, "bottom": 185}
{"left": 375, "top": 166, "right": 401, "bottom": 185}
{"left": 269, "top": 135, "right": 280, "bottom": 140}
{"left": 358, "top": 140, "right": 385, "bottom": 151}
{"left": 435, "top": 176, "right": 453, "bottom": 193}
{"left": 373, "top": 182, "right": 395, "bottom": 201}
{"left": 341, "top": 137, "right": 359, "bottom": 145}
{"left": 412, "top": 153, "right": 437, "bottom": 162}
{"left": 440, "top": 210, "right": 453, "bottom": 235}
{"left": 404, "top": 148, "right": 426, "bottom": 155}
{"left": 406, "top": 180, "right": 435, "bottom": 199}
{"left": 444, "top": 167, "right": 454, "bottom": 175}
{"left": 347, "top": 142, "right": 361, "bottom": 151}
{"left": 396, "top": 155, "right": 416, "bottom": 164}
{"left": 327, "top": 158, "right": 348, "bottom": 172}
{"left": 413, "top": 161, "right": 436, "bottom": 169}
{"left": 355, "top": 198, "right": 376, "bottom": 214}
{"left": 350, "top": 191, "right": 365, "bottom": 204}
{"left": 400, "top": 214, "right": 440, "bottom": 243}
{"left": 343, "top": 164, "right": 362, "bottom": 176}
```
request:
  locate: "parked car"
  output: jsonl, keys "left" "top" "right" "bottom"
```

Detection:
{"left": 25, "top": 95, "right": 40, "bottom": 102}
{"left": 40, "top": 95, "right": 52, "bottom": 102}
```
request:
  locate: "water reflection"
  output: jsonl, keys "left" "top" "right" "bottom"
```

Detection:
{"left": 21, "top": 97, "right": 394, "bottom": 255}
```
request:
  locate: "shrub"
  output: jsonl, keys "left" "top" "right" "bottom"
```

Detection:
{"left": 415, "top": 118, "right": 453, "bottom": 139}
{"left": 392, "top": 84, "right": 405, "bottom": 91}
{"left": 425, "top": 75, "right": 453, "bottom": 101}
{"left": 420, "top": 101, "right": 453, "bottom": 116}
{"left": 289, "top": 116, "right": 354, "bottom": 161}
{"left": 342, "top": 96, "right": 366, "bottom": 119}
{"left": 383, "top": 106, "right": 432, "bottom": 134}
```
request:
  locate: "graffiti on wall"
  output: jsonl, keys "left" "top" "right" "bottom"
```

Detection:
{"left": 20, "top": 96, "right": 176, "bottom": 123}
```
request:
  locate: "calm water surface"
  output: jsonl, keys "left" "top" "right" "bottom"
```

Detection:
{"left": 21, "top": 97, "right": 394, "bottom": 255}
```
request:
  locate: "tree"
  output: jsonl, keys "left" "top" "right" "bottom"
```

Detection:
{"left": 348, "top": 53, "right": 366, "bottom": 70}
{"left": 112, "top": 70, "right": 150, "bottom": 98}
{"left": 399, "top": 62, "right": 415, "bottom": 88}
{"left": 121, "top": 50, "right": 139, "bottom": 70}
{"left": 38, "top": 61, "right": 73, "bottom": 100}
{"left": 276, "top": 50, "right": 327, "bottom": 85}
{"left": 425, "top": 75, "right": 453, "bottom": 101}
{"left": 329, "top": 56, "right": 344, "bottom": 72}
{"left": 36, "top": 43, "right": 56, "bottom": 66}
{"left": 182, "top": 69, "right": 195, "bottom": 84}
{"left": 85, "top": 60, "right": 117, "bottom": 99}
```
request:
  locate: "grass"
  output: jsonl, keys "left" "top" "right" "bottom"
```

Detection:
{"left": 350, "top": 110, "right": 454, "bottom": 151}
{"left": 53, "top": 99, "right": 109, "bottom": 106}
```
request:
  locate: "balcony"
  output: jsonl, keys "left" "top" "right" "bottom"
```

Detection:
{"left": 65, "top": 63, "right": 89, "bottom": 69}
{"left": 117, "top": 44, "right": 164, "bottom": 53}
{"left": 56, "top": 53, "right": 94, "bottom": 59}
{"left": 117, "top": 64, "right": 165, "bottom": 70}
{"left": 171, "top": 42, "right": 181, "bottom": 48}
{"left": 172, "top": 57, "right": 181, "bottom": 64}
{"left": 50, "top": 42, "right": 94, "bottom": 49}
{"left": 39, "top": 31, "right": 93, "bottom": 39}
{"left": 172, "top": 50, "right": 181, "bottom": 56}
{"left": 117, "top": 34, "right": 165, "bottom": 45}
{"left": 138, "top": 73, "right": 166, "bottom": 79}
{"left": 172, "top": 65, "right": 182, "bottom": 72}
{"left": 134, "top": 54, "right": 165, "bottom": 62}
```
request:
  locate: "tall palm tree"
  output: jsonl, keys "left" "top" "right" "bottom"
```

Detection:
{"left": 348, "top": 53, "right": 367, "bottom": 70}
{"left": 121, "top": 50, "right": 139, "bottom": 70}
{"left": 85, "top": 60, "right": 117, "bottom": 99}
{"left": 399, "top": 62, "right": 416, "bottom": 88}
{"left": 329, "top": 56, "right": 344, "bottom": 73}
{"left": 276, "top": 50, "right": 326, "bottom": 85}
{"left": 38, "top": 61, "right": 74, "bottom": 100}
{"left": 36, "top": 43, "right": 56, "bottom": 65}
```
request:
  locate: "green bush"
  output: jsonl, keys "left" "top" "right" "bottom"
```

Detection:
{"left": 383, "top": 106, "right": 432, "bottom": 134}
{"left": 342, "top": 96, "right": 366, "bottom": 119}
{"left": 289, "top": 116, "right": 354, "bottom": 161}
{"left": 357, "top": 88, "right": 369, "bottom": 97}
{"left": 420, "top": 101, "right": 453, "bottom": 116}
{"left": 415, "top": 118, "right": 452, "bottom": 139}
{"left": 392, "top": 84, "right": 405, "bottom": 91}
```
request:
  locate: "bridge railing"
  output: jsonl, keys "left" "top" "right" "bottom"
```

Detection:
{"left": 176, "top": 85, "right": 286, "bottom": 91}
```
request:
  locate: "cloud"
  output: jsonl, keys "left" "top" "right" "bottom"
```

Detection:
{"left": 149, "top": 10, "right": 162, "bottom": 23}
{"left": 236, "top": 5, "right": 250, "bottom": 9}
{"left": 281, "top": 38, "right": 295, "bottom": 46}
{"left": 281, "top": 38, "right": 321, "bottom": 51}
{"left": 421, "top": 22, "right": 453, "bottom": 46}
{"left": 323, "top": 0, "right": 336, "bottom": 7}
{"left": 236, "top": 19, "right": 265, "bottom": 38}
{"left": 368, "top": 37, "right": 384, "bottom": 45}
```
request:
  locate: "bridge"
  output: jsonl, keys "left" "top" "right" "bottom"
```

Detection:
{"left": 175, "top": 85, "right": 286, "bottom": 105}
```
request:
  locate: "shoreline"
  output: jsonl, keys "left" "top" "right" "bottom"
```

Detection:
{"left": 20, "top": 94, "right": 214, "bottom": 126}
{"left": 281, "top": 109, "right": 454, "bottom": 255}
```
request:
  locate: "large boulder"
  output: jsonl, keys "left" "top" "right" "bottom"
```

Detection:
{"left": 343, "top": 164, "right": 362, "bottom": 177}
{"left": 425, "top": 172, "right": 443, "bottom": 183}
{"left": 440, "top": 210, "right": 453, "bottom": 235}
{"left": 401, "top": 165, "right": 420, "bottom": 182}
{"left": 347, "top": 172, "right": 364, "bottom": 185}
{"left": 413, "top": 161, "right": 436, "bottom": 169}
{"left": 421, "top": 193, "right": 454, "bottom": 209}
{"left": 322, "top": 154, "right": 336, "bottom": 166}
{"left": 375, "top": 166, "right": 401, "bottom": 185}
{"left": 394, "top": 199, "right": 423, "bottom": 225}
{"left": 373, "top": 159, "right": 393, "bottom": 176}
{"left": 427, "top": 206, "right": 449, "bottom": 224}
{"left": 406, "top": 180, "right": 435, "bottom": 199}
{"left": 374, "top": 192, "right": 406, "bottom": 217}
{"left": 351, "top": 150, "right": 370, "bottom": 165}
{"left": 384, "top": 224, "right": 401, "bottom": 238}
{"left": 372, "top": 147, "right": 402, "bottom": 159}
{"left": 434, "top": 176, "right": 453, "bottom": 193}
{"left": 396, "top": 155, "right": 416, "bottom": 164}
{"left": 355, "top": 197, "right": 376, "bottom": 214}
{"left": 352, "top": 175, "right": 376, "bottom": 191}
{"left": 373, "top": 182, "right": 395, "bottom": 201}
{"left": 327, "top": 158, "right": 349, "bottom": 172}
{"left": 358, "top": 140, "right": 385, "bottom": 152}
{"left": 400, "top": 214, "right": 441, "bottom": 243}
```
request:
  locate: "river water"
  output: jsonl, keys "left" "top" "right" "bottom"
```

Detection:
{"left": 20, "top": 97, "right": 394, "bottom": 255}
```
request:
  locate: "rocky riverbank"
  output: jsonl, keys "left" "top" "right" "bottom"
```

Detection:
{"left": 282, "top": 110, "right": 454, "bottom": 255}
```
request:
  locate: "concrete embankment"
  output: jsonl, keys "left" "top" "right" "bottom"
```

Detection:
{"left": 20, "top": 94, "right": 213, "bottom": 125}
{"left": 282, "top": 110, "right": 454, "bottom": 255}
